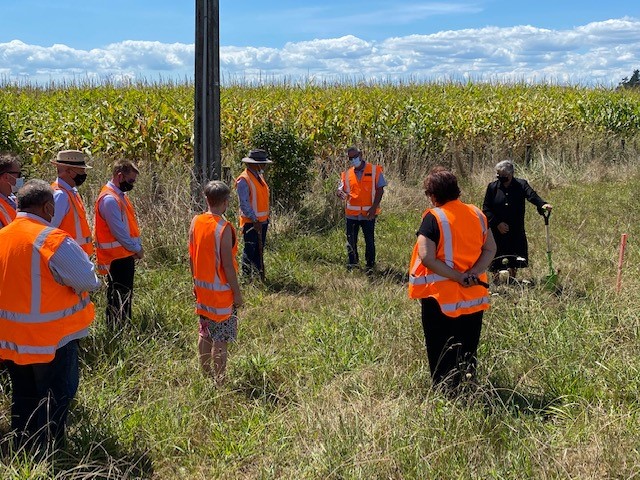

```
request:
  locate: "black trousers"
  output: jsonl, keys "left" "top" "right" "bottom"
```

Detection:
{"left": 6, "top": 340, "right": 79, "bottom": 449}
{"left": 421, "top": 297, "right": 483, "bottom": 389}
{"left": 242, "top": 222, "right": 268, "bottom": 277}
{"left": 346, "top": 218, "right": 376, "bottom": 267}
{"left": 106, "top": 255, "right": 135, "bottom": 327}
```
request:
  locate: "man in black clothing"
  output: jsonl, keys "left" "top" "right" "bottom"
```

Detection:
{"left": 482, "top": 160, "right": 552, "bottom": 281}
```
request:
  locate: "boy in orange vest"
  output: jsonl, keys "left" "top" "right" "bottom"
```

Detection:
{"left": 189, "top": 181, "right": 243, "bottom": 385}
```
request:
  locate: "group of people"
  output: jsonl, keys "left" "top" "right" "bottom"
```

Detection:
{"left": 0, "top": 145, "right": 551, "bottom": 449}
{"left": 0, "top": 150, "right": 143, "bottom": 450}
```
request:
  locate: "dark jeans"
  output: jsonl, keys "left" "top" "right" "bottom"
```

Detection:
{"left": 6, "top": 340, "right": 80, "bottom": 449}
{"left": 242, "top": 222, "right": 268, "bottom": 277}
{"left": 421, "top": 297, "right": 483, "bottom": 390}
{"left": 346, "top": 218, "right": 376, "bottom": 267}
{"left": 106, "top": 255, "right": 135, "bottom": 328}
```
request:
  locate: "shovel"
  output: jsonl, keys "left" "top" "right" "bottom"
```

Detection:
{"left": 542, "top": 209, "right": 558, "bottom": 290}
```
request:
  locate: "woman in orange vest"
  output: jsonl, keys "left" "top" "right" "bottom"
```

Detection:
{"left": 408, "top": 167, "right": 496, "bottom": 391}
{"left": 189, "top": 181, "right": 243, "bottom": 385}
{"left": 0, "top": 153, "right": 22, "bottom": 228}
{"left": 0, "top": 180, "right": 99, "bottom": 449}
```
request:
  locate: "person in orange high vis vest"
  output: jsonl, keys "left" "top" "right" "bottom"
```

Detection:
{"left": 337, "top": 146, "right": 386, "bottom": 273}
{"left": 50, "top": 150, "right": 94, "bottom": 256}
{"left": 189, "top": 181, "right": 243, "bottom": 386}
{"left": 408, "top": 167, "right": 496, "bottom": 392}
{"left": 94, "top": 159, "right": 143, "bottom": 329}
{"left": 235, "top": 148, "right": 272, "bottom": 278}
{"left": 0, "top": 180, "right": 99, "bottom": 449}
{"left": 0, "top": 152, "right": 22, "bottom": 228}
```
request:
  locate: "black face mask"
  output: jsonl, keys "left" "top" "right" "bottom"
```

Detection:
{"left": 497, "top": 175, "right": 510, "bottom": 184}
{"left": 74, "top": 172, "right": 88, "bottom": 187}
{"left": 119, "top": 180, "right": 134, "bottom": 192}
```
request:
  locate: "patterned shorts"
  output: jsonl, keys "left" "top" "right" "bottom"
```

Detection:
{"left": 199, "top": 314, "right": 238, "bottom": 342}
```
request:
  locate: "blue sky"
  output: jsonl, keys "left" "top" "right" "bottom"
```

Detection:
{"left": 0, "top": 1, "right": 638, "bottom": 85}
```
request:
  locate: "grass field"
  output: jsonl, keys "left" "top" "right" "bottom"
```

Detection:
{"left": 1, "top": 153, "right": 639, "bottom": 479}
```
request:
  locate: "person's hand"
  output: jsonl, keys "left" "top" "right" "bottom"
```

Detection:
{"left": 497, "top": 222, "right": 509, "bottom": 234}
{"left": 336, "top": 189, "right": 348, "bottom": 200}
{"left": 252, "top": 220, "right": 262, "bottom": 235}
{"left": 233, "top": 293, "right": 244, "bottom": 309}
{"left": 366, "top": 207, "right": 376, "bottom": 220}
{"left": 134, "top": 247, "right": 144, "bottom": 259}
{"left": 542, "top": 204, "right": 553, "bottom": 211}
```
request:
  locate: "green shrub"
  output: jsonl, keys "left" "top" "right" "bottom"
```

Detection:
{"left": 250, "top": 121, "right": 314, "bottom": 211}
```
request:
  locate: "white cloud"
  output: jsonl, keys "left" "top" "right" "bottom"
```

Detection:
{"left": 1, "top": 18, "right": 638, "bottom": 85}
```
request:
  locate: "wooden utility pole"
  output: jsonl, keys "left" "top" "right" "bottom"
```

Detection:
{"left": 193, "top": 0, "right": 221, "bottom": 207}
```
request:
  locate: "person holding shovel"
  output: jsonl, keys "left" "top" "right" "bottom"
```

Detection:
{"left": 482, "top": 160, "right": 552, "bottom": 282}
{"left": 235, "top": 149, "right": 272, "bottom": 279}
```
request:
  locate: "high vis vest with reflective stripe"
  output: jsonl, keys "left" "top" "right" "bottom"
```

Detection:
{"left": 408, "top": 199, "right": 490, "bottom": 318}
{"left": 52, "top": 181, "right": 94, "bottom": 256}
{"left": 342, "top": 163, "right": 382, "bottom": 216}
{"left": 0, "top": 217, "right": 95, "bottom": 365}
{"left": 189, "top": 213, "right": 238, "bottom": 322}
{"left": 0, "top": 196, "right": 16, "bottom": 228}
{"left": 94, "top": 185, "right": 140, "bottom": 275}
{"left": 236, "top": 169, "right": 269, "bottom": 227}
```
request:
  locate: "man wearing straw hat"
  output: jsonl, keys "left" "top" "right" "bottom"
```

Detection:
{"left": 50, "top": 150, "right": 94, "bottom": 257}
{"left": 235, "top": 149, "right": 272, "bottom": 279}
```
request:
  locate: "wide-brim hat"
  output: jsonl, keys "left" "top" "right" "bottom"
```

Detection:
{"left": 241, "top": 148, "right": 272, "bottom": 164}
{"left": 50, "top": 150, "right": 92, "bottom": 169}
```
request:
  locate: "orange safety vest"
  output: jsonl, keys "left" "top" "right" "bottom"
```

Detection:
{"left": 408, "top": 199, "right": 490, "bottom": 318}
{"left": 94, "top": 184, "right": 140, "bottom": 275}
{"left": 52, "top": 180, "right": 94, "bottom": 256}
{"left": 189, "top": 213, "right": 238, "bottom": 321}
{"left": 0, "top": 217, "right": 95, "bottom": 365}
{"left": 235, "top": 169, "right": 269, "bottom": 227}
{"left": 0, "top": 195, "right": 16, "bottom": 228}
{"left": 341, "top": 163, "right": 383, "bottom": 216}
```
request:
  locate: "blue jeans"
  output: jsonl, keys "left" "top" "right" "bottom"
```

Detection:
{"left": 346, "top": 218, "right": 376, "bottom": 267}
{"left": 242, "top": 222, "right": 268, "bottom": 277}
{"left": 6, "top": 340, "right": 80, "bottom": 448}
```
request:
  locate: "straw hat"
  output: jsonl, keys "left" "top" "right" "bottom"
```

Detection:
{"left": 50, "top": 150, "right": 92, "bottom": 169}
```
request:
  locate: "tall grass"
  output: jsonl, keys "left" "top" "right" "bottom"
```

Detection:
{"left": 1, "top": 146, "right": 639, "bottom": 478}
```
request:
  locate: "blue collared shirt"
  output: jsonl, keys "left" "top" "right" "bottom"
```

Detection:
{"left": 17, "top": 212, "right": 100, "bottom": 294}
{"left": 96, "top": 181, "right": 142, "bottom": 253}
{"left": 51, "top": 177, "right": 75, "bottom": 228}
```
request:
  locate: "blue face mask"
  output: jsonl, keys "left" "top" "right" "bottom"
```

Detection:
{"left": 350, "top": 156, "right": 361, "bottom": 168}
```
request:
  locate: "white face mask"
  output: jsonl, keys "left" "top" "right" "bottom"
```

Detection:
{"left": 11, "top": 177, "right": 24, "bottom": 193}
{"left": 350, "top": 156, "right": 361, "bottom": 168}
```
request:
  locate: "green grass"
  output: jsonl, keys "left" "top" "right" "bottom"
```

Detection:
{"left": 2, "top": 158, "right": 640, "bottom": 479}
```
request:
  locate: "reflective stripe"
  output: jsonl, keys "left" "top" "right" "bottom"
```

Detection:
{"left": 0, "top": 327, "right": 88, "bottom": 356}
{"left": 194, "top": 279, "right": 231, "bottom": 292}
{"left": 432, "top": 208, "right": 454, "bottom": 268}
{"left": 408, "top": 273, "right": 448, "bottom": 285}
{"left": 96, "top": 236, "right": 140, "bottom": 249}
{"left": 0, "top": 294, "right": 92, "bottom": 324}
{"left": 0, "top": 204, "right": 12, "bottom": 226}
{"left": 471, "top": 206, "right": 487, "bottom": 236}
{"left": 196, "top": 303, "right": 234, "bottom": 316}
{"left": 440, "top": 296, "right": 490, "bottom": 313}
{"left": 30, "top": 227, "right": 55, "bottom": 314}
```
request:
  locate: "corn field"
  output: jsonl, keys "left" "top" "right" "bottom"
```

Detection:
{"left": 1, "top": 81, "right": 639, "bottom": 172}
